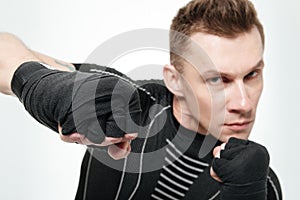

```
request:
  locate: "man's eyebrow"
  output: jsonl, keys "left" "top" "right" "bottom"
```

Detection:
{"left": 201, "top": 59, "right": 265, "bottom": 77}
{"left": 253, "top": 59, "right": 265, "bottom": 69}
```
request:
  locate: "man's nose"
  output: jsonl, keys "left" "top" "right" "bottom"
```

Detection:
{"left": 227, "top": 81, "right": 252, "bottom": 114}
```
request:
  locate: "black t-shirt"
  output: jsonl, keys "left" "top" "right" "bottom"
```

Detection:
{"left": 11, "top": 62, "right": 282, "bottom": 200}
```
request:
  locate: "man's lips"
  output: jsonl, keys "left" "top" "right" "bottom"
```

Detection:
{"left": 224, "top": 121, "right": 253, "bottom": 131}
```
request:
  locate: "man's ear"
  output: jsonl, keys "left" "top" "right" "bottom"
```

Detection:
{"left": 163, "top": 64, "right": 184, "bottom": 97}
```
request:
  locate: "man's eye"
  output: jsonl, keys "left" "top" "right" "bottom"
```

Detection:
{"left": 206, "top": 77, "right": 222, "bottom": 85}
{"left": 245, "top": 71, "right": 259, "bottom": 79}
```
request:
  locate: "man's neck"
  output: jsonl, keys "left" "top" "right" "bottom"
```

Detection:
{"left": 172, "top": 97, "right": 206, "bottom": 135}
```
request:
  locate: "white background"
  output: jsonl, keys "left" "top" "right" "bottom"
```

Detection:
{"left": 0, "top": 0, "right": 299, "bottom": 199}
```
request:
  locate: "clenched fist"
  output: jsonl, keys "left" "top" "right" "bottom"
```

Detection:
{"left": 211, "top": 138, "right": 270, "bottom": 200}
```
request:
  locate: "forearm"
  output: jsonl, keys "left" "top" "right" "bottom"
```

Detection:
{"left": 11, "top": 62, "right": 76, "bottom": 133}
{"left": 31, "top": 50, "right": 76, "bottom": 72}
{"left": 11, "top": 61, "right": 141, "bottom": 143}
{"left": 0, "top": 33, "right": 40, "bottom": 95}
{"left": 0, "top": 32, "right": 75, "bottom": 95}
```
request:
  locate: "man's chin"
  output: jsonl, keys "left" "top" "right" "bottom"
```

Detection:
{"left": 206, "top": 126, "right": 252, "bottom": 143}
{"left": 217, "top": 132, "right": 250, "bottom": 143}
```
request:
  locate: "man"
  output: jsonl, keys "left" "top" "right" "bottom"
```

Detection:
{"left": 0, "top": 0, "right": 282, "bottom": 199}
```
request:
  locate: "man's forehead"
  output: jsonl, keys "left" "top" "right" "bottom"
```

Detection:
{"left": 182, "top": 57, "right": 264, "bottom": 74}
{"left": 180, "top": 29, "right": 264, "bottom": 76}
{"left": 202, "top": 59, "right": 264, "bottom": 76}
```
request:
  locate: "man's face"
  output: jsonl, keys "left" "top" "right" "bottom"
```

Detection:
{"left": 180, "top": 27, "right": 264, "bottom": 142}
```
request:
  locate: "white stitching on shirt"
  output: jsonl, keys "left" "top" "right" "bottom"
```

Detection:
{"left": 267, "top": 175, "right": 280, "bottom": 200}
{"left": 114, "top": 155, "right": 129, "bottom": 200}
{"left": 153, "top": 187, "right": 180, "bottom": 200}
{"left": 164, "top": 157, "right": 199, "bottom": 178}
{"left": 151, "top": 193, "right": 164, "bottom": 200}
{"left": 86, "top": 67, "right": 163, "bottom": 199}
{"left": 160, "top": 173, "right": 189, "bottom": 191}
{"left": 208, "top": 190, "right": 220, "bottom": 200}
{"left": 83, "top": 148, "right": 94, "bottom": 200}
{"left": 166, "top": 148, "right": 204, "bottom": 172}
{"left": 128, "top": 105, "right": 171, "bottom": 200}
{"left": 166, "top": 139, "right": 209, "bottom": 167}
{"left": 89, "top": 68, "right": 157, "bottom": 101}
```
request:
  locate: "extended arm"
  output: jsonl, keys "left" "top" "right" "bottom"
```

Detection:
{"left": 0, "top": 33, "right": 141, "bottom": 159}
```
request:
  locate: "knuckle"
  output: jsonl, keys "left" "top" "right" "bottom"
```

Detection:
{"left": 248, "top": 144, "right": 269, "bottom": 161}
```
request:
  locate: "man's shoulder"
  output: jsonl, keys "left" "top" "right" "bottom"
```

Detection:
{"left": 74, "top": 63, "right": 125, "bottom": 78}
{"left": 75, "top": 63, "right": 173, "bottom": 106}
{"left": 135, "top": 79, "right": 172, "bottom": 105}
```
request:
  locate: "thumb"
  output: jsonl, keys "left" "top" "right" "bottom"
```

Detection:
{"left": 210, "top": 143, "right": 226, "bottom": 182}
{"left": 213, "top": 143, "right": 226, "bottom": 158}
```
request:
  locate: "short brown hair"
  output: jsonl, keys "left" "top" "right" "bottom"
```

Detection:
{"left": 170, "top": 0, "right": 264, "bottom": 71}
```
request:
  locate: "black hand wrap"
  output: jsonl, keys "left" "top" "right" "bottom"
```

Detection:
{"left": 11, "top": 62, "right": 141, "bottom": 144}
{"left": 212, "top": 138, "right": 270, "bottom": 200}
{"left": 68, "top": 71, "right": 142, "bottom": 143}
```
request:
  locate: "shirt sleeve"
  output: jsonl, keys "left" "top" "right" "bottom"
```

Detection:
{"left": 11, "top": 61, "right": 141, "bottom": 143}
{"left": 267, "top": 168, "right": 282, "bottom": 200}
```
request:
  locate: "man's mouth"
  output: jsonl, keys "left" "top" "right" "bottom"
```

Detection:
{"left": 224, "top": 121, "right": 253, "bottom": 132}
